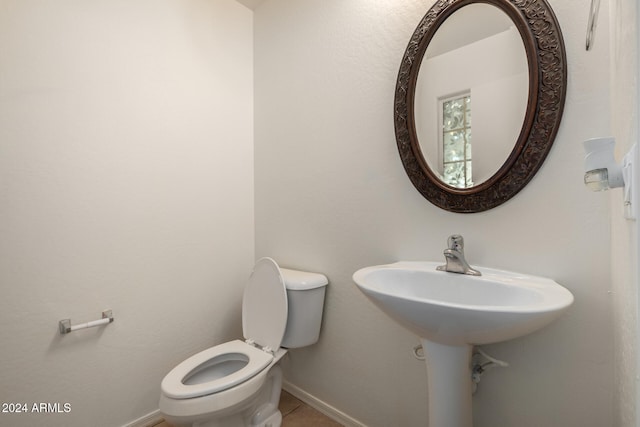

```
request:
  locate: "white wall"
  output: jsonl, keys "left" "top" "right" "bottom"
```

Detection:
{"left": 255, "top": 0, "right": 613, "bottom": 426}
{"left": 0, "top": 1, "right": 254, "bottom": 426}
{"left": 610, "top": 0, "right": 639, "bottom": 424}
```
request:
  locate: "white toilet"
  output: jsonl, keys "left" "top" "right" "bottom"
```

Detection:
{"left": 159, "top": 257, "right": 328, "bottom": 427}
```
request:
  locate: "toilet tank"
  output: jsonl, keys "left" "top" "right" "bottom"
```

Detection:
{"left": 279, "top": 268, "right": 328, "bottom": 348}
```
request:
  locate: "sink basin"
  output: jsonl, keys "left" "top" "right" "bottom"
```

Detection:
{"left": 353, "top": 261, "right": 574, "bottom": 346}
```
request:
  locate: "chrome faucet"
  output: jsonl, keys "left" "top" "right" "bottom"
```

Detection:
{"left": 436, "top": 235, "right": 481, "bottom": 276}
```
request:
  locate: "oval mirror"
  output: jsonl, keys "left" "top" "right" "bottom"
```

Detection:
{"left": 394, "top": 0, "right": 566, "bottom": 213}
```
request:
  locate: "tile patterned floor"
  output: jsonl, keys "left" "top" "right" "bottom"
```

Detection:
{"left": 153, "top": 390, "right": 343, "bottom": 426}
{"left": 279, "top": 391, "right": 343, "bottom": 426}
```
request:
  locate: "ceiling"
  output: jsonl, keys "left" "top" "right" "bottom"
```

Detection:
{"left": 236, "top": 0, "right": 265, "bottom": 10}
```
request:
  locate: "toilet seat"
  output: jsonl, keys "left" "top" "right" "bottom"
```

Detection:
{"left": 161, "top": 340, "right": 274, "bottom": 399}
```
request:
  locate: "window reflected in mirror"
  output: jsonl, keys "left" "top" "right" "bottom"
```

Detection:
{"left": 441, "top": 94, "right": 472, "bottom": 188}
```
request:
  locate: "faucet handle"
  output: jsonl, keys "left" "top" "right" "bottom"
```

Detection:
{"left": 447, "top": 235, "right": 464, "bottom": 252}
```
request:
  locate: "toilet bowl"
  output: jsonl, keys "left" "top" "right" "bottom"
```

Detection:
{"left": 159, "top": 258, "right": 328, "bottom": 427}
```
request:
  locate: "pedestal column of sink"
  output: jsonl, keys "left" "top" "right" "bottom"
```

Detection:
{"left": 421, "top": 339, "right": 473, "bottom": 427}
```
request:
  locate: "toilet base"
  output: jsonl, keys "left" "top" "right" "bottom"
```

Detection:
{"left": 251, "top": 410, "right": 281, "bottom": 427}
{"left": 186, "top": 410, "right": 282, "bottom": 427}
{"left": 248, "top": 401, "right": 282, "bottom": 427}
{"left": 187, "top": 408, "right": 282, "bottom": 427}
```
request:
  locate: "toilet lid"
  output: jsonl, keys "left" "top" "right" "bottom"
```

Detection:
{"left": 242, "top": 258, "right": 288, "bottom": 351}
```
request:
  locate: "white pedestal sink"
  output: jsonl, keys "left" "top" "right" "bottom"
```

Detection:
{"left": 353, "top": 261, "right": 574, "bottom": 427}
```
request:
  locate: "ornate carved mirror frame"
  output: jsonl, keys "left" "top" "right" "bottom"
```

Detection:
{"left": 394, "top": 0, "right": 567, "bottom": 213}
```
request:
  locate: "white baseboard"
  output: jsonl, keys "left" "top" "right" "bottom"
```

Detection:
{"left": 123, "top": 409, "right": 163, "bottom": 427}
{"left": 123, "top": 384, "right": 365, "bottom": 427}
{"left": 282, "top": 381, "right": 367, "bottom": 427}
